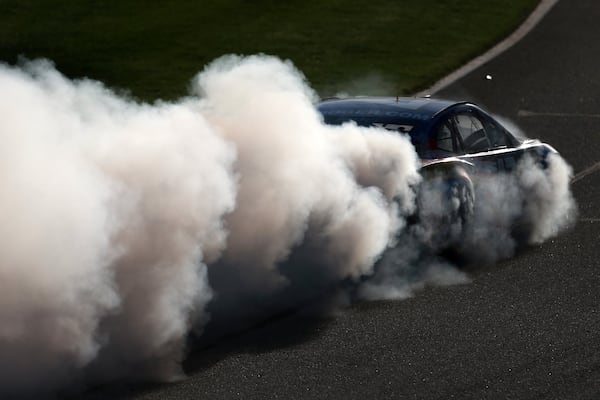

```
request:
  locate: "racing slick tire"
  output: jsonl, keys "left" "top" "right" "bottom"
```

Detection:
{"left": 414, "top": 165, "right": 474, "bottom": 251}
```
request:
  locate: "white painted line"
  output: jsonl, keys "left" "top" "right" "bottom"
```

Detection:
{"left": 579, "top": 218, "right": 600, "bottom": 223}
{"left": 572, "top": 161, "right": 600, "bottom": 184}
{"left": 417, "top": 0, "right": 560, "bottom": 96}
{"left": 518, "top": 110, "right": 600, "bottom": 118}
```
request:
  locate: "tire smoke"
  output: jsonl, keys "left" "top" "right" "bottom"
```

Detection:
{"left": 0, "top": 56, "right": 421, "bottom": 395}
{"left": 0, "top": 55, "right": 575, "bottom": 396}
{"left": 360, "top": 153, "right": 576, "bottom": 300}
{"left": 0, "top": 59, "right": 237, "bottom": 394}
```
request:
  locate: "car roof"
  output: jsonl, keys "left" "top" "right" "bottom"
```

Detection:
{"left": 317, "top": 97, "right": 464, "bottom": 121}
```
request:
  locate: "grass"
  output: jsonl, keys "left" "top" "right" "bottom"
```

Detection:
{"left": 0, "top": 0, "right": 539, "bottom": 101}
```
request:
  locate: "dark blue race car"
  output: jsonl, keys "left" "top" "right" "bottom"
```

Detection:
{"left": 318, "top": 97, "right": 558, "bottom": 232}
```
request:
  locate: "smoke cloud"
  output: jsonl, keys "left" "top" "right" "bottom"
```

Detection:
{"left": 195, "top": 56, "right": 420, "bottom": 334}
{"left": 0, "top": 59, "right": 237, "bottom": 394}
{"left": 360, "top": 152, "right": 576, "bottom": 299}
{"left": 0, "top": 55, "right": 575, "bottom": 397}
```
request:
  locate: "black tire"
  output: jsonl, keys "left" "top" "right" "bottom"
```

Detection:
{"left": 414, "top": 166, "right": 474, "bottom": 251}
{"left": 448, "top": 174, "right": 474, "bottom": 227}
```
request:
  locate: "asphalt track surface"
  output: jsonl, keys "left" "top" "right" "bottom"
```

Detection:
{"left": 91, "top": 1, "right": 600, "bottom": 398}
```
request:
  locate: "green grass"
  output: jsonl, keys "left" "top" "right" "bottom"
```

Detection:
{"left": 0, "top": 0, "right": 538, "bottom": 101}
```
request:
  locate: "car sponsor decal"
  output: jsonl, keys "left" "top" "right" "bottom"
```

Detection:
{"left": 372, "top": 122, "right": 414, "bottom": 133}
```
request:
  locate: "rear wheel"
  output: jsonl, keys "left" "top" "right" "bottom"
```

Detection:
{"left": 451, "top": 175, "right": 474, "bottom": 226}
{"left": 414, "top": 166, "right": 474, "bottom": 251}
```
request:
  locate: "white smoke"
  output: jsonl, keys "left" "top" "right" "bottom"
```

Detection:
{"left": 517, "top": 153, "right": 575, "bottom": 243}
{"left": 457, "top": 153, "right": 576, "bottom": 264}
{"left": 0, "top": 55, "right": 575, "bottom": 397}
{"left": 0, "top": 59, "right": 237, "bottom": 394}
{"left": 195, "top": 56, "right": 421, "bottom": 333}
{"left": 360, "top": 152, "right": 576, "bottom": 300}
{"left": 0, "top": 56, "right": 422, "bottom": 395}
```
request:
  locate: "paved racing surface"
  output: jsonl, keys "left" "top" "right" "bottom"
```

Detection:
{"left": 100, "top": 1, "right": 600, "bottom": 398}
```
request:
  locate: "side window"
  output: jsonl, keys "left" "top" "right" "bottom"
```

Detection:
{"left": 482, "top": 118, "right": 510, "bottom": 147}
{"left": 454, "top": 113, "right": 490, "bottom": 152}
{"left": 435, "top": 121, "right": 455, "bottom": 152}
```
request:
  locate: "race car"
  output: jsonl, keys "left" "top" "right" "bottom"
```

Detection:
{"left": 317, "top": 97, "right": 558, "bottom": 243}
